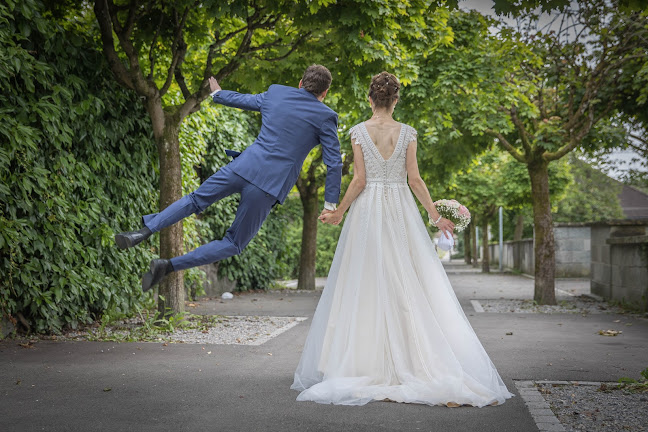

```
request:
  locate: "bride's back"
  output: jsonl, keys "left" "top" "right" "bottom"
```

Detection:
{"left": 363, "top": 120, "right": 402, "bottom": 160}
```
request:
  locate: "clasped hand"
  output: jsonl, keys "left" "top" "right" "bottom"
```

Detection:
{"left": 319, "top": 209, "right": 343, "bottom": 225}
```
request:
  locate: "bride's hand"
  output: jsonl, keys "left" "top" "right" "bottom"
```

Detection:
{"left": 437, "top": 217, "right": 455, "bottom": 239}
{"left": 319, "top": 209, "right": 344, "bottom": 225}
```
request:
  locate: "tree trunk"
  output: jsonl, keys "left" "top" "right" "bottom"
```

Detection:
{"left": 514, "top": 213, "right": 525, "bottom": 241}
{"left": 297, "top": 189, "right": 319, "bottom": 290}
{"left": 528, "top": 158, "right": 557, "bottom": 305}
{"left": 149, "top": 102, "right": 185, "bottom": 316}
{"left": 481, "top": 220, "right": 490, "bottom": 273}
{"left": 464, "top": 228, "right": 472, "bottom": 264}
{"left": 471, "top": 222, "right": 478, "bottom": 268}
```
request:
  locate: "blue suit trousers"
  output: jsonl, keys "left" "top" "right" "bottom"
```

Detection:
{"left": 141, "top": 164, "right": 277, "bottom": 271}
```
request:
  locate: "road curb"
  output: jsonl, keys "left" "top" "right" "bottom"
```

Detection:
{"left": 515, "top": 380, "right": 566, "bottom": 432}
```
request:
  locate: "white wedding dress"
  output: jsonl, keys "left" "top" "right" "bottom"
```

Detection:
{"left": 291, "top": 122, "right": 514, "bottom": 407}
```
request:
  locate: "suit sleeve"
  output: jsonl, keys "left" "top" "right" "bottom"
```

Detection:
{"left": 320, "top": 113, "right": 343, "bottom": 204}
{"left": 212, "top": 89, "right": 266, "bottom": 112}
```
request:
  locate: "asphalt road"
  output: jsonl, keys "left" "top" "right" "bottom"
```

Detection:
{"left": 2, "top": 267, "right": 646, "bottom": 432}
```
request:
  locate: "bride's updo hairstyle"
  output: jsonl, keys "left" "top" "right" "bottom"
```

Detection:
{"left": 368, "top": 71, "right": 400, "bottom": 109}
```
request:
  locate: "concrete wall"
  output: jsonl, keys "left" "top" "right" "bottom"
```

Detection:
{"left": 488, "top": 224, "right": 590, "bottom": 277}
{"left": 191, "top": 263, "right": 237, "bottom": 298}
{"left": 591, "top": 221, "right": 648, "bottom": 311}
{"left": 554, "top": 225, "right": 591, "bottom": 278}
{"left": 489, "top": 239, "right": 534, "bottom": 275}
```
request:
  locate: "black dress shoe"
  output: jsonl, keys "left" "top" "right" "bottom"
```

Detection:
{"left": 115, "top": 227, "right": 152, "bottom": 249}
{"left": 142, "top": 259, "right": 174, "bottom": 292}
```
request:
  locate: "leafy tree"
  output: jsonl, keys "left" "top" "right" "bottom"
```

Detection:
{"left": 446, "top": 149, "right": 503, "bottom": 273}
{"left": 89, "top": 0, "right": 347, "bottom": 313}
{"left": 429, "top": 1, "right": 647, "bottom": 304}
{"left": 597, "top": 50, "right": 648, "bottom": 191}
{"left": 446, "top": 147, "right": 570, "bottom": 272}
{"left": 88, "top": 0, "right": 462, "bottom": 298}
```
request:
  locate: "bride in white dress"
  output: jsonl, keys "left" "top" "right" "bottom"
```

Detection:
{"left": 290, "top": 72, "right": 514, "bottom": 408}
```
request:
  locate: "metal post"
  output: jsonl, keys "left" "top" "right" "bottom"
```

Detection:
{"left": 499, "top": 206, "right": 503, "bottom": 272}
{"left": 475, "top": 226, "right": 479, "bottom": 261}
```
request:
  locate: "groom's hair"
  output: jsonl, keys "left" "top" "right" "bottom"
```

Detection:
{"left": 301, "top": 65, "right": 332, "bottom": 96}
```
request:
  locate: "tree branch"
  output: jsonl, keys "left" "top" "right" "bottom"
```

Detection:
{"left": 123, "top": 0, "right": 138, "bottom": 39}
{"left": 510, "top": 106, "right": 533, "bottom": 157}
{"left": 174, "top": 67, "right": 191, "bottom": 100}
{"left": 160, "top": 5, "right": 191, "bottom": 96}
{"left": 177, "top": 23, "right": 256, "bottom": 121}
{"left": 544, "top": 105, "right": 600, "bottom": 162}
{"left": 629, "top": 133, "right": 648, "bottom": 147}
{"left": 93, "top": 0, "right": 135, "bottom": 90}
{"left": 258, "top": 32, "right": 312, "bottom": 62}
{"left": 104, "top": 0, "right": 153, "bottom": 96}
{"left": 148, "top": 13, "right": 164, "bottom": 80}
{"left": 204, "top": 27, "right": 247, "bottom": 79}
{"left": 485, "top": 129, "right": 527, "bottom": 163}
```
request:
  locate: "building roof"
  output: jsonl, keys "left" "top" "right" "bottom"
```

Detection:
{"left": 619, "top": 184, "right": 648, "bottom": 219}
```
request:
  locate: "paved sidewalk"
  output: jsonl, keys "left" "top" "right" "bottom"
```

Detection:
{"left": 1, "top": 264, "right": 647, "bottom": 432}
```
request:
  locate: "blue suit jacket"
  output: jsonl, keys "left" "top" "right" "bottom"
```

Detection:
{"left": 212, "top": 85, "right": 342, "bottom": 204}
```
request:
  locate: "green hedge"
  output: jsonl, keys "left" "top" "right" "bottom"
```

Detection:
{"left": 0, "top": 0, "right": 157, "bottom": 333}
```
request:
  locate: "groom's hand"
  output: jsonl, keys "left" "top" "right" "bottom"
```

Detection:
{"left": 208, "top": 76, "right": 221, "bottom": 93}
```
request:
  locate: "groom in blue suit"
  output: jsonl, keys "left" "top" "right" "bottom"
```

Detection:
{"left": 115, "top": 65, "right": 342, "bottom": 291}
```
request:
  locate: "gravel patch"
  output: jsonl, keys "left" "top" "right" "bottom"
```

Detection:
{"left": 474, "top": 296, "right": 625, "bottom": 314}
{"left": 170, "top": 315, "right": 307, "bottom": 345}
{"left": 537, "top": 382, "right": 648, "bottom": 432}
{"left": 45, "top": 315, "right": 307, "bottom": 345}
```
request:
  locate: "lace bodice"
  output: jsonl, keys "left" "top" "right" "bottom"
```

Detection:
{"left": 349, "top": 122, "right": 417, "bottom": 184}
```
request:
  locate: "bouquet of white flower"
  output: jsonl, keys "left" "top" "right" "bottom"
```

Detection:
{"left": 431, "top": 199, "right": 472, "bottom": 251}
{"left": 432, "top": 199, "right": 471, "bottom": 232}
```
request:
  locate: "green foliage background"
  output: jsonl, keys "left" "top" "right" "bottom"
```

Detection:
{"left": 0, "top": 0, "right": 158, "bottom": 332}
{"left": 0, "top": 0, "right": 294, "bottom": 332}
{"left": 2, "top": 0, "right": 640, "bottom": 332}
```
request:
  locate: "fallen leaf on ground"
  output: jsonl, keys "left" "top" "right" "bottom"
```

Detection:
{"left": 598, "top": 329, "right": 622, "bottom": 336}
{"left": 207, "top": 351, "right": 211, "bottom": 354}
{"left": 188, "top": 303, "right": 197, "bottom": 307}
{"left": 103, "top": 387, "right": 111, "bottom": 392}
